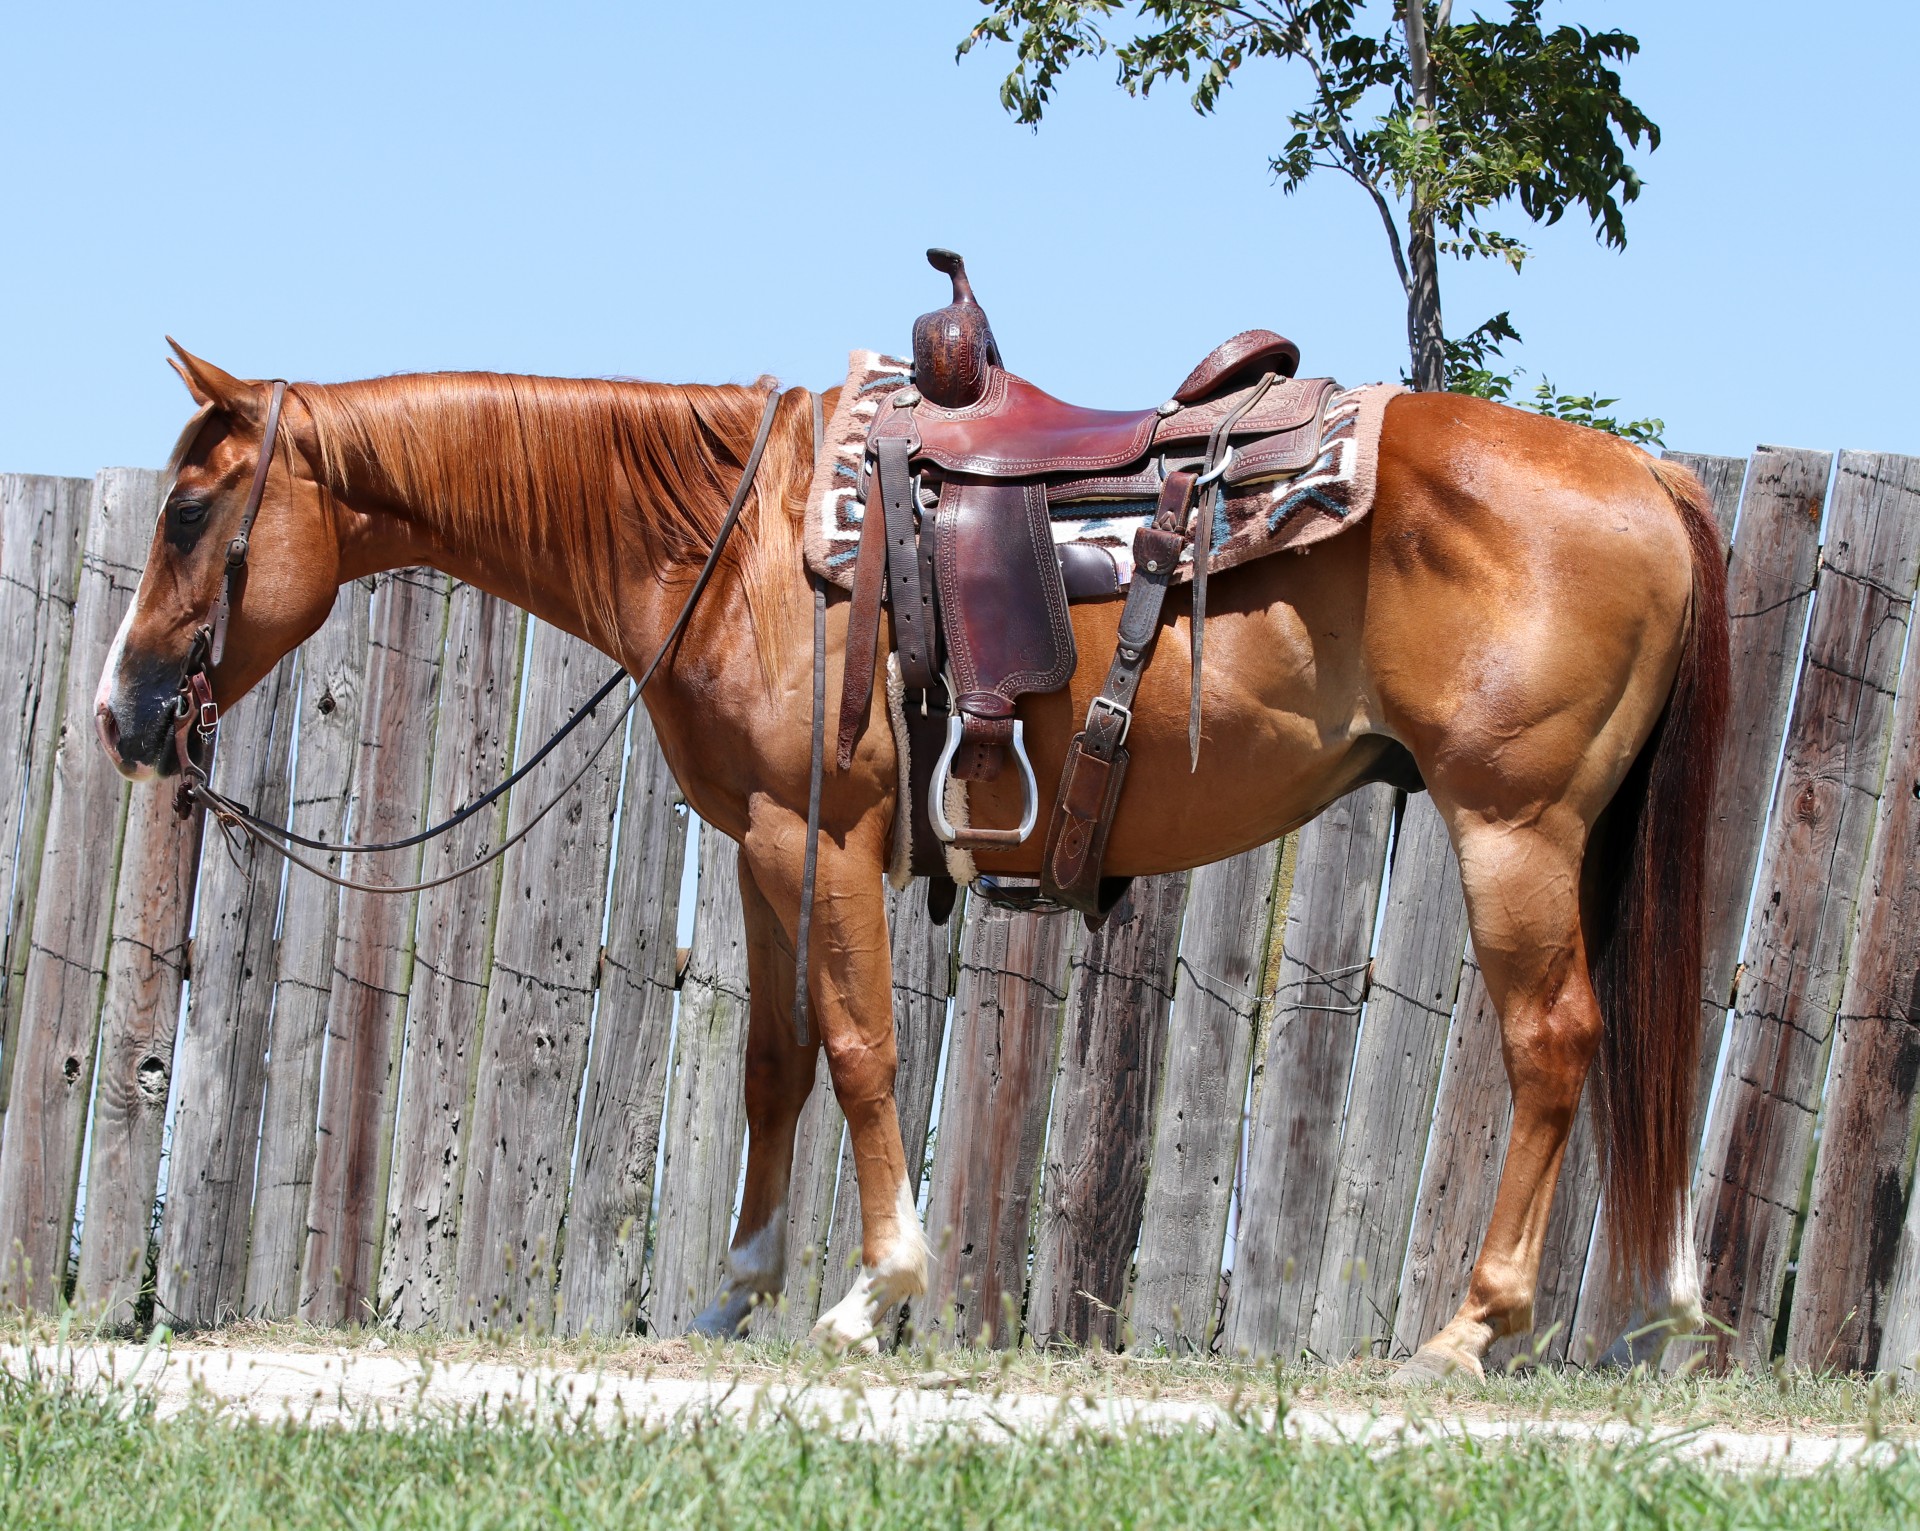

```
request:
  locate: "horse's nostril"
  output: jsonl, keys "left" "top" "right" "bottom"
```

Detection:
{"left": 96, "top": 702, "right": 121, "bottom": 759}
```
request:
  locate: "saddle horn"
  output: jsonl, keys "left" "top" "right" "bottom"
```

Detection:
{"left": 913, "top": 248, "right": 1003, "bottom": 408}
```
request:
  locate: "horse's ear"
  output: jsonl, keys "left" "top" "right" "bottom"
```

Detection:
{"left": 166, "top": 338, "right": 257, "bottom": 418}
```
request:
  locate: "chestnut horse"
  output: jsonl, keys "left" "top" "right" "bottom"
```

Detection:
{"left": 96, "top": 345, "right": 1726, "bottom": 1377}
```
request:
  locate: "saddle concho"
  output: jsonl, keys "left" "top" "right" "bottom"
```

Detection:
{"left": 817, "top": 250, "right": 1399, "bottom": 925}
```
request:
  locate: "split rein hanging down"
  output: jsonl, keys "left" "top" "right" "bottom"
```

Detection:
{"left": 176, "top": 387, "right": 794, "bottom": 900}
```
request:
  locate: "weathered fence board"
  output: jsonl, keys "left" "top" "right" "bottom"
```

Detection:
{"left": 1131, "top": 843, "right": 1283, "bottom": 1352}
{"left": 70, "top": 778, "right": 202, "bottom": 1323}
{"left": 1787, "top": 535, "right": 1920, "bottom": 1372}
{"left": 1883, "top": 1176, "right": 1920, "bottom": 1379}
{"left": 556, "top": 705, "right": 685, "bottom": 1336}
{"left": 647, "top": 823, "right": 751, "bottom": 1336}
{"left": 1393, "top": 955, "right": 1508, "bottom": 1355}
{"left": 0, "top": 471, "right": 155, "bottom": 1312}
{"left": 153, "top": 673, "right": 301, "bottom": 1323}
{"left": 921, "top": 905, "right": 1077, "bottom": 1346}
{"left": 821, "top": 881, "right": 959, "bottom": 1322}
{"left": 1221, "top": 785, "right": 1396, "bottom": 1358}
{"left": 299, "top": 570, "right": 450, "bottom": 1325}
{"left": 443, "top": 623, "right": 621, "bottom": 1332}
{"left": 1028, "top": 874, "right": 1189, "bottom": 1348}
{"left": 0, "top": 475, "right": 87, "bottom": 1122}
{"left": 378, "top": 588, "right": 525, "bottom": 1328}
{"left": 1570, "top": 446, "right": 1827, "bottom": 1363}
{"left": 243, "top": 582, "right": 372, "bottom": 1317}
{"left": 1688, "top": 451, "right": 1920, "bottom": 1371}
{"left": 1310, "top": 795, "right": 1471, "bottom": 1360}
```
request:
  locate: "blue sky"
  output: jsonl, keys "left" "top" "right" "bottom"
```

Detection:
{"left": 4, "top": 2, "right": 1915, "bottom": 476}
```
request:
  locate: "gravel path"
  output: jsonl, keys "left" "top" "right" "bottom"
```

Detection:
{"left": 5, "top": 1343, "right": 1907, "bottom": 1473}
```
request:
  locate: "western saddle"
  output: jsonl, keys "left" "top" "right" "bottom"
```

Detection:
{"left": 838, "top": 250, "right": 1335, "bottom": 925}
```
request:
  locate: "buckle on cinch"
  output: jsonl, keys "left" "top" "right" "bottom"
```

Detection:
{"left": 1085, "top": 695, "right": 1133, "bottom": 748}
{"left": 930, "top": 715, "right": 1040, "bottom": 846}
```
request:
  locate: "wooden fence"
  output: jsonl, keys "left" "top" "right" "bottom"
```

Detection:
{"left": 3, "top": 447, "right": 1920, "bottom": 1376}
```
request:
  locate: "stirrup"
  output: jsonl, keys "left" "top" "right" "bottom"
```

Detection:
{"left": 930, "top": 715, "right": 1040, "bottom": 847}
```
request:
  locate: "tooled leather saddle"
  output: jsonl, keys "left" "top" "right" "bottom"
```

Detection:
{"left": 838, "top": 250, "right": 1337, "bottom": 926}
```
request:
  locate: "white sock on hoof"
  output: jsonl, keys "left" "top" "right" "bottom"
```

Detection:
{"left": 812, "top": 1182, "right": 928, "bottom": 1349}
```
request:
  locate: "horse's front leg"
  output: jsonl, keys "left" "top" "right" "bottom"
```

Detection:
{"left": 687, "top": 850, "right": 819, "bottom": 1338}
{"left": 730, "top": 796, "right": 926, "bottom": 1351}
{"left": 804, "top": 851, "right": 928, "bottom": 1352}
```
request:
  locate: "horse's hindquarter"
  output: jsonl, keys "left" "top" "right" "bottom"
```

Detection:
{"left": 968, "top": 392, "right": 1696, "bottom": 878}
{"left": 1362, "top": 392, "right": 1694, "bottom": 828}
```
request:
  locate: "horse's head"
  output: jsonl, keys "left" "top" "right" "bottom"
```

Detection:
{"left": 95, "top": 344, "right": 344, "bottom": 779}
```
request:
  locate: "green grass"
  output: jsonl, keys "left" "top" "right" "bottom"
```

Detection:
{"left": 3, "top": 1346, "right": 1920, "bottom": 1531}
{"left": 3, "top": 1329, "right": 1920, "bottom": 1521}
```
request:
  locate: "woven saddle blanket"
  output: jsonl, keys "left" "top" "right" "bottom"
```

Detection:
{"left": 804, "top": 351, "right": 1401, "bottom": 590}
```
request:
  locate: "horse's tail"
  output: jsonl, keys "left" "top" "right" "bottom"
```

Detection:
{"left": 1588, "top": 457, "right": 1730, "bottom": 1296}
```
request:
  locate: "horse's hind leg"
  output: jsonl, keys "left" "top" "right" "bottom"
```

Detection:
{"left": 687, "top": 851, "right": 819, "bottom": 1338}
{"left": 1400, "top": 808, "right": 1603, "bottom": 1380}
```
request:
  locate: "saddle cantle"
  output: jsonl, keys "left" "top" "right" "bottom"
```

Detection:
{"left": 838, "top": 250, "right": 1335, "bottom": 924}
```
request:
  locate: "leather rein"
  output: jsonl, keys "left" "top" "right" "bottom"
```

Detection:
{"left": 171, "top": 384, "right": 789, "bottom": 899}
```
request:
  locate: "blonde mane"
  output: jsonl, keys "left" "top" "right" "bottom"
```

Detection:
{"left": 289, "top": 371, "right": 811, "bottom": 670}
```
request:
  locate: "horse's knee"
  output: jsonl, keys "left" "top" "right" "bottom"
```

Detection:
{"left": 819, "top": 1022, "right": 897, "bottom": 1113}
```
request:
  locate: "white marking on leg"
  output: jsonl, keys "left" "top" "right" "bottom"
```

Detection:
{"left": 812, "top": 1180, "right": 927, "bottom": 1352}
{"left": 727, "top": 1199, "right": 788, "bottom": 1295}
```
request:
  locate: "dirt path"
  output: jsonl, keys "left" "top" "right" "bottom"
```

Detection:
{"left": 6, "top": 1342, "right": 1909, "bottom": 1473}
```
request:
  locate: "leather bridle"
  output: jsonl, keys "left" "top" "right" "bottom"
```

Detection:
{"left": 170, "top": 378, "right": 289, "bottom": 798}
{"left": 168, "top": 384, "right": 792, "bottom": 901}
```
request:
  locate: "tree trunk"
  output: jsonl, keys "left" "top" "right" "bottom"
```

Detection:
{"left": 1406, "top": 206, "right": 1447, "bottom": 392}
{"left": 1401, "top": 3, "right": 1448, "bottom": 392}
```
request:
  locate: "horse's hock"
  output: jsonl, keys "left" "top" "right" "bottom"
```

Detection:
{"left": 4, "top": 436, "right": 1920, "bottom": 1373}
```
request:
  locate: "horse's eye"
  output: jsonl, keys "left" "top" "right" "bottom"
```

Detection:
{"left": 173, "top": 500, "right": 208, "bottom": 527}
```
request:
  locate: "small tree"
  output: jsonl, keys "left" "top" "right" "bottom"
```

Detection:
{"left": 963, "top": 1, "right": 1664, "bottom": 441}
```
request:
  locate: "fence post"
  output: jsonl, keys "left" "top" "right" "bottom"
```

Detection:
{"left": 1131, "top": 843, "right": 1283, "bottom": 1353}
{"left": 153, "top": 654, "right": 299, "bottom": 1327}
{"left": 440, "top": 622, "right": 622, "bottom": 1334}
{"left": 921, "top": 904, "right": 1077, "bottom": 1347}
{"left": 242, "top": 580, "right": 371, "bottom": 1316}
{"left": 1786, "top": 455, "right": 1920, "bottom": 1373}
{"left": 377, "top": 588, "right": 526, "bottom": 1328}
{"left": 0, "top": 470, "right": 158, "bottom": 1310}
{"left": 1221, "top": 784, "right": 1395, "bottom": 1358}
{"left": 1309, "top": 795, "right": 1470, "bottom": 1360}
{"left": 0, "top": 475, "right": 88, "bottom": 1127}
{"left": 1686, "top": 451, "right": 1920, "bottom": 1371}
{"left": 297, "top": 570, "right": 449, "bottom": 1325}
{"left": 556, "top": 703, "right": 685, "bottom": 1336}
{"left": 1027, "top": 874, "right": 1188, "bottom": 1348}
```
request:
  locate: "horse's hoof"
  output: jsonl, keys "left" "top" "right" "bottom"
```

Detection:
{"left": 808, "top": 1312, "right": 880, "bottom": 1356}
{"left": 688, "top": 1286, "right": 756, "bottom": 1341}
{"left": 1395, "top": 1344, "right": 1482, "bottom": 1386}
